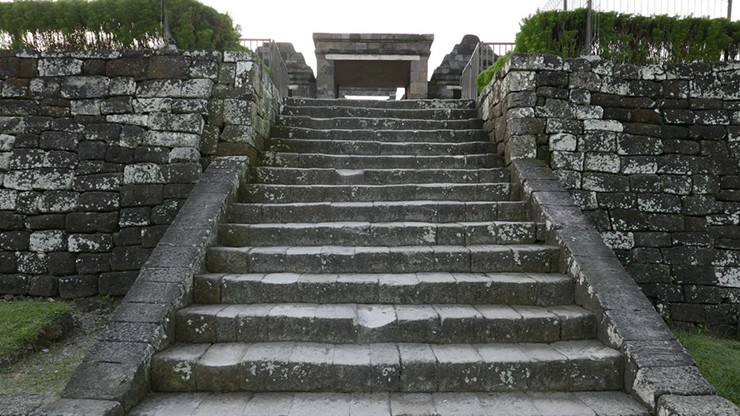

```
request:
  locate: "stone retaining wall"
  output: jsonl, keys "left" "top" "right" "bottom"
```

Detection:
{"left": 0, "top": 49, "right": 279, "bottom": 298}
{"left": 479, "top": 54, "right": 740, "bottom": 336}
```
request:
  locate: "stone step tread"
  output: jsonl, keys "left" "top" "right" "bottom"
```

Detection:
{"left": 276, "top": 116, "right": 483, "bottom": 131}
{"left": 176, "top": 303, "right": 594, "bottom": 344}
{"left": 259, "top": 152, "right": 503, "bottom": 169}
{"left": 282, "top": 106, "right": 479, "bottom": 119}
{"left": 131, "top": 391, "right": 649, "bottom": 416}
{"left": 219, "top": 221, "right": 538, "bottom": 247}
{"left": 207, "top": 244, "right": 558, "bottom": 274}
{"left": 249, "top": 167, "right": 509, "bottom": 185}
{"left": 285, "top": 98, "right": 477, "bottom": 109}
{"left": 240, "top": 183, "right": 512, "bottom": 203}
{"left": 268, "top": 138, "right": 495, "bottom": 156}
{"left": 227, "top": 201, "right": 530, "bottom": 223}
{"left": 151, "top": 340, "right": 623, "bottom": 393}
{"left": 272, "top": 127, "right": 489, "bottom": 143}
{"left": 194, "top": 272, "right": 575, "bottom": 306}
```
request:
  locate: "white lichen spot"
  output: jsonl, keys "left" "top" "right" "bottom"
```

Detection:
{"left": 173, "top": 361, "right": 192, "bottom": 381}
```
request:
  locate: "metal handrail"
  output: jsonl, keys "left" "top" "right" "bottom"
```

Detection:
{"left": 239, "top": 38, "right": 290, "bottom": 99}
{"left": 461, "top": 42, "right": 516, "bottom": 99}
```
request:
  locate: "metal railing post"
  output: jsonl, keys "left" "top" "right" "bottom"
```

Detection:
{"left": 585, "top": 0, "right": 593, "bottom": 55}
{"left": 564, "top": 0, "right": 568, "bottom": 11}
{"left": 729, "top": 0, "right": 734, "bottom": 19}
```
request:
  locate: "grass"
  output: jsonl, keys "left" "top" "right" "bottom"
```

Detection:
{"left": 676, "top": 330, "right": 740, "bottom": 405}
{"left": 0, "top": 300, "right": 72, "bottom": 366}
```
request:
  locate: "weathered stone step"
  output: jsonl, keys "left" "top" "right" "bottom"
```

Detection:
{"left": 206, "top": 244, "right": 559, "bottom": 274}
{"left": 219, "top": 221, "right": 537, "bottom": 247}
{"left": 227, "top": 201, "right": 530, "bottom": 224}
{"left": 272, "top": 127, "right": 489, "bottom": 143}
{"left": 268, "top": 138, "right": 495, "bottom": 156}
{"left": 131, "top": 391, "right": 650, "bottom": 416}
{"left": 194, "top": 272, "right": 575, "bottom": 306}
{"left": 249, "top": 167, "right": 509, "bottom": 185}
{"left": 286, "top": 97, "right": 476, "bottom": 110}
{"left": 240, "top": 183, "right": 511, "bottom": 203}
{"left": 259, "top": 152, "right": 503, "bottom": 169}
{"left": 282, "top": 105, "right": 478, "bottom": 120}
{"left": 277, "top": 116, "right": 484, "bottom": 131}
{"left": 151, "top": 340, "right": 623, "bottom": 393}
{"left": 176, "top": 303, "right": 594, "bottom": 344}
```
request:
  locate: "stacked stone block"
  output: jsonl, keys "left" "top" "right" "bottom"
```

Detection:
{"left": 478, "top": 54, "right": 740, "bottom": 336}
{"left": 0, "top": 49, "right": 279, "bottom": 298}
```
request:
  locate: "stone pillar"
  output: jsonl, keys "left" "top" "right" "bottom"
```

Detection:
{"left": 316, "top": 54, "right": 335, "bottom": 98}
{"left": 408, "top": 58, "right": 429, "bottom": 99}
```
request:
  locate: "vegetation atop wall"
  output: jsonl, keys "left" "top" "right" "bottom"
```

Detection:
{"left": 0, "top": 0, "right": 243, "bottom": 50}
{"left": 477, "top": 8, "right": 740, "bottom": 92}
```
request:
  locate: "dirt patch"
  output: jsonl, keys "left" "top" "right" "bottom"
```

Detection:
{"left": 0, "top": 296, "right": 121, "bottom": 416}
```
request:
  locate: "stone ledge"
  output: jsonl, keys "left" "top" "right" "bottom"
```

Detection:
{"left": 48, "top": 156, "right": 248, "bottom": 412}
{"left": 510, "top": 158, "right": 737, "bottom": 414}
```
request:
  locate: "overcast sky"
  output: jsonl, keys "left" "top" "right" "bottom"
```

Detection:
{"left": 200, "top": 0, "right": 547, "bottom": 75}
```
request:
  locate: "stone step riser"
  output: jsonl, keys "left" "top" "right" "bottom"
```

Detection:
{"left": 194, "top": 273, "right": 576, "bottom": 307}
{"left": 285, "top": 98, "right": 476, "bottom": 110}
{"left": 227, "top": 201, "right": 530, "bottom": 224}
{"left": 151, "top": 342, "right": 624, "bottom": 393}
{"left": 249, "top": 167, "right": 509, "bottom": 185}
{"left": 240, "top": 184, "right": 511, "bottom": 203}
{"left": 281, "top": 106, "right": 479, "bottom": 119}
{"left": 268, "top": 139, "right": 496, "bottom": 156}
{"left": 218, "top": 222, "right": 537, "bottom": 247}
{"left": 175, "top": 304, "right": 595, "bottom": 344}
{"left": 259, "top": 152, "right": 503, "bottom": 169}
{"left": 277, "top": 116, "right": 484, "bottom": 131}
{"left": 272, "top": 127, "right": 489, "bottom": 143}
{"left": 206, "top": 245, "right": 559, "bottom": 274}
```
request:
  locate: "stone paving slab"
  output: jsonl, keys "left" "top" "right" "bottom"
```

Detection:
{"left": 278, "top": 115, "right": 484, "bottom": 131}
{"left": 227, "top": 201, "right": 529, "bottom": 223}
{"left": 130, "top": 391, "right": 649, "bottom": 416}
{"left": 281, "top": 105, "right": 478, "bottom": 119}
{"left": 285, "top": 97, "right": 477, "bottom": 109}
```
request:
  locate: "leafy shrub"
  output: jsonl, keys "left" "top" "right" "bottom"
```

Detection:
{"left": 476, "top": 51, "right": 511, "bottom": 93}
{"left": 0, "top": 0, "right": 243, "bottom": 50}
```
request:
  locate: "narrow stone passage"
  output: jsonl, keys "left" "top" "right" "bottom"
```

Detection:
{"left": 131, "top": 98, "right": 648, "bottom": 415}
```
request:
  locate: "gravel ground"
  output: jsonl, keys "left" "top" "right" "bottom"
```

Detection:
{"left": 0, "top": 296, "right": 121, "bottom": 416}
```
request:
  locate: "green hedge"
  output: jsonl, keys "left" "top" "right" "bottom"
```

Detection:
{"left": 476, "top": 9, "right": 740, "bottom": 92}
{"left": 516, "top": 8, "right": 740, "bottom": 63}
{"left": 0, "top": 0, "right": 243, "bottom": 50}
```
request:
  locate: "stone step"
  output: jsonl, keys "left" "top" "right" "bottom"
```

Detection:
{"left": 206, "top": 244, "right": 559, "bottom": 274}
{"left": 131, "top": 391, "right": 650, "bottom": 416}
{"left": 194, "top": 272, "right": 575, "bottom": 307}
{"left": 268, "top": 138, "right": 496, "bottom": 156}
{"left": 240, "top": 183, "right": 511, "bottom": 203}
{"left": 259, "top": 152, "right": 503, "bottom": 169}
{"left": 282, "top": 105, "right": 478, "bottom": 120}
{"left": 227, "top": 201, "right": 530, "bottom": 224}
{"left": 285, "top": 97, "right": 476, "bottom": 110}
{"left": 219, "top": 221, "right": 537, "bottom": 247}
{"left": 175, "top": 303, "right": 595, "bottom": 344}
{"left": 151, "top": 340, "right": 623, "bottom": 393}
{"left": 277, "top": 116, "right": 484, "bottom": 131}
{"left": 272, "top": 127, "right": 489, "bottom": 143}
{"left": 249, "top": 167, "right": 510, "bottom": 185}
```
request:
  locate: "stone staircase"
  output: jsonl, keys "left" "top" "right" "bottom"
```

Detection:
{"left": 133, "top": 98, "right": 649, "bottom": 415}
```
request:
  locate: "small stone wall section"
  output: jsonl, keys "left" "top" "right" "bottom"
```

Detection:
{"left": 479, "top": 54, "right": 740, "bottom": 336}
{"left": 0, "top": 49, "right": 279, "bottom": 298}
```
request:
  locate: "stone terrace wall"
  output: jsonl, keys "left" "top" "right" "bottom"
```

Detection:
{"left": 479, "top": 54, "right": 740, "bottom": 336}
{"left": 0, "top": 49, "right": 279, "bottom": 298}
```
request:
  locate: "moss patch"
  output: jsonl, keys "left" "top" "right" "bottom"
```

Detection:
{"left": 0, "top": 300, "right": 72, "bottom": 367}
{"left": 677, "top": 330, "right": 740, "bottom": 405}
